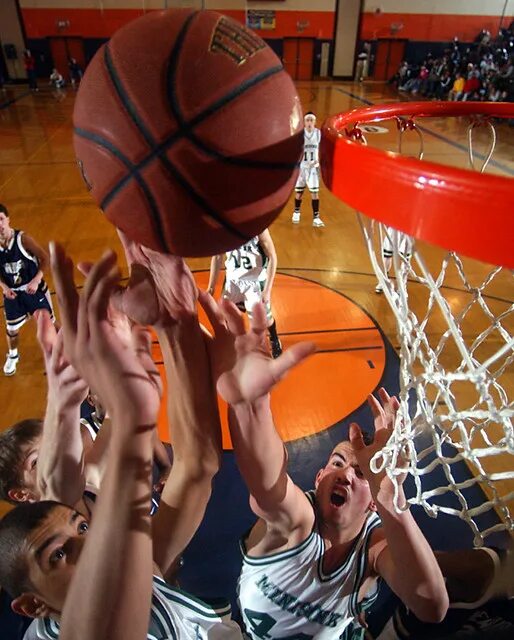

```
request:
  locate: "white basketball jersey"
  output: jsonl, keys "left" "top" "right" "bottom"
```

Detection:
{"left": 225, "top": 237, "right": 267, "bottom": 282}
{"left": 301, "top": 128, "right": 321, "bottom": 167}
{"left": 238, "top": 500, "right": 381, "bottom": 640}
{"left": 24, "top": 577, "right": 243, "bottom": 640}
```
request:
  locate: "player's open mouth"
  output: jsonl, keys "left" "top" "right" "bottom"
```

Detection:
{"left": 330, "top": 490, "right": 347, "bottom": 507}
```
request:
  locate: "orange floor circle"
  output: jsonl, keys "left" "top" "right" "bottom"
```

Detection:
{"left": 155, "top": 272, "right": 386, "bottom": 449}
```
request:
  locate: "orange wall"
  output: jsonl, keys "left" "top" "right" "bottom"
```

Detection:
{"left": 360, "top": 12, "right": 513, "bottom": 42}
{"left": 22, "top": 7, "right": 335, "bottom": 40}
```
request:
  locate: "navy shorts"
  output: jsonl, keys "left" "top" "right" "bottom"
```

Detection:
{"left": 3, "top": 281, "right": 54, "bottom": 332}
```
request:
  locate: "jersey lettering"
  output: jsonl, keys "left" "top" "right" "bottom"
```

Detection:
{"left": 244, "top": 609, "right": 313, "bottom": 640}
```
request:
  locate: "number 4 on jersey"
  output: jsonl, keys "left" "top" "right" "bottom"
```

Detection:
{"left": 244, "top": 609, "right": 313, "bottom": 640}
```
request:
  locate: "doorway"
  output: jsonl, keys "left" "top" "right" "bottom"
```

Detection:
{"left": 373, "top": 39, "right": 407, "bottom": 81}
{"left": 283, "top": 38, "right": 314, "bottom": 81}
{"left": 48, "top": 37, "right": 86, "bottom": 81}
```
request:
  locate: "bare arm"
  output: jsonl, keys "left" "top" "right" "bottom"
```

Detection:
{"left": 353, "top": 391, "right": 448, "bottom": 623}
{"left": 20, "top": 234, "right": 48, "bottom": 291}
{"left": 51, "top": 245, "right": 158, "bottom": 640}
{"left": 258, "top": 230, "right": 277, "bottom": 302}
{"left": 113, "top": 235, "right": 222, "bottom": 579}
{"left": 207, "top": 254, "right": 223, "bottom": 295}
{"left": 201, "top": 294, "right": 315, "bottom": 537}
{"left": 230, "top": 397, "right": 313, "bottom": 535}
{"left": 35, "top": 312, "right": 89, "bottom": 506}
{"left": 152, "top": 317, "right": 222, "bottom": 578}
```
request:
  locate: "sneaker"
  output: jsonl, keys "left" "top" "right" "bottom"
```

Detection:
{"left": 375, "top": 283, "right": 383, "bottom": 294}
{"left": 312, "top": 216, "right": 325, "bottom": 227}
{"left": 3, "top": 353, "right": 19, "bottom": 376}
{"left": 271, "top": 338, "right": 283, "bottom": 359}
{"left": 292, "top": 211, "right": 300, "bottom": 224}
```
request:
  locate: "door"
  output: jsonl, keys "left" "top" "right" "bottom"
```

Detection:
{"left": 49, "top": 37, "right": 85, "bottom": 81}
{"left": 283, "top": 38, "right": 314, "bottom": 81}
{"left": 373, "top": 39, "right": 406, "bottom": 81}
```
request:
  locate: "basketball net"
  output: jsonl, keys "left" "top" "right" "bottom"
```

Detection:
{"left": 323, "top": 104, "right": 514, "bottom": 546}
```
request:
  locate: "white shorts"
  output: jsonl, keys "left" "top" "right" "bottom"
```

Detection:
{"left": 295, "top": 165, "right": 319, "bottom": 192}
{"left": 223, "top": 279, "right": 272, "bottom": 321}
{"left": 382, "top": 227, "right": 412, "bottom": 258}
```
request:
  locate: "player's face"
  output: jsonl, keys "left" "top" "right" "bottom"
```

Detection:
{"left": 25, "top": 505, "right": 89, "bottom": 612}
{"left": 0, "top": 212, "right": 12, "bottom": 240}
{"left": 17, "top": 436, "right": 43, "bottom": 501}
{"left": 304, "top": 115, "right": 316, "bottom": 131}
{"left": 315, "top": 442, "right": 373, "bottom": 529}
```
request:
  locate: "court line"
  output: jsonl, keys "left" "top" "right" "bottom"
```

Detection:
{"left": 0, "top": 89, "right": 31, "bottom": 111}
{"left": 280, "top": 327, "right": 378, "bottom": 336}
{"left": 335, "top": 87, "right": 514, "bottom": 176}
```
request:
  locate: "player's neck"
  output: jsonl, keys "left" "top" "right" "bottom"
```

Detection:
{"left": 0, "top": 228, "right": 13, "bottom": 246}
{"left": 318, "top": 515, "right": 366, "bottom": 548}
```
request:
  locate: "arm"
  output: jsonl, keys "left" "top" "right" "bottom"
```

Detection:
{"left": 200, "top": 294, "right": 315, "bottom": 537}
{"left": 258, "top": 230, "right": 277, "bottom": 303}
{"left": 51, "top": 245, "right": 158, "bottom": 640}
{"left": 20, "top": 234, "right": 48, "bottom": 294}
{"left": 35, "top": 311, "right": 89, "bottom": 506}
{"left": 207, "top": 254, "right": 223, "bottom": 295}
{"left": 353, "top": 390, "right": 448, "bottom": 623}
{"left": 113, "top": 234, "right": 222, "bottom": 579}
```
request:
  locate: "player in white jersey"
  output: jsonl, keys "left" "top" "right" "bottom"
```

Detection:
{"left": 292, "top": 113, "right": 325, "bottom": 228}
{"left": 0, "top": 241, "right": 243, "bottom": 640}
{"left": 208, "top": 229, "right": 282, "bottom": 358}
{"left": 199, "top": 297, "right": 449, "bottom": 639}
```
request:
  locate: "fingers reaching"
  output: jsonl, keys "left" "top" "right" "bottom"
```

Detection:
{"left": 269, "top": 341, "right": 315, "bottom": 382}
{"left": 349, "top": 423, "right": 366, "bottom": 451}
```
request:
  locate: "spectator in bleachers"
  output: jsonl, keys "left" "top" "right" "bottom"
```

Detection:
{"left": 448, "top": 73, "right": 465, "bottom": 100}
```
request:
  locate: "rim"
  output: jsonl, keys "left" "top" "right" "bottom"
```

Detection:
{"left": 321, "top": 101, "right": 514, "bottom": 269}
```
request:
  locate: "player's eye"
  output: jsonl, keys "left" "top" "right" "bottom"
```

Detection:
{"left": 78, "top": 521, "right": 88, "bottom": 534}
{"left": 31, "top": 458, "right": 38, "bottom": 469}
{"left": 49, "top": 548, "right": 65, "bottom": 566}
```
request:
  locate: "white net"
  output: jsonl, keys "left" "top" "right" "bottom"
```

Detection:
{"left": 357, "top": 116, "right": 514, "bottom": 546}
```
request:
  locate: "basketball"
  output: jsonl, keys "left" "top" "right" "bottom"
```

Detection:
{"left": 73, "top": 9, "right": 303, "bottom": 257}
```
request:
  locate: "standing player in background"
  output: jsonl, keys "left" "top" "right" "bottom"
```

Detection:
{"left": 207, "top": 229, "right": 282, "bottom": 358}
{"left": 375, "top": 228, "right": 412, "bottom": 293}
{"left": 0, "top": 204, "right": 54, "bottom": 376}
{"left": 292, "top": 112, "right": 325, "bottom": 227}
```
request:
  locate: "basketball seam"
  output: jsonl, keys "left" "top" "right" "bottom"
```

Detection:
{"left": 74, "top": 126, "right": 168, "bottom": 252}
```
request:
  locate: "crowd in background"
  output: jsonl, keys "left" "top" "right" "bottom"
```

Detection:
{"left": 389, "top": 22, "right": 514, "bottom": 102}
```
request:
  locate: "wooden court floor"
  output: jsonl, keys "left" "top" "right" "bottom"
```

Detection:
{"left": 0, "top": 80, "right": 513, "bottom": 526}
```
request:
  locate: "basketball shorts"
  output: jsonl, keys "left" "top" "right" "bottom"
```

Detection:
{"left": 3, "top": 281, "right": 54, "bottom": 332}
{"left": 382, "top": 227, "right": 412, "bottom": 259}
{"left": 223, "top": 279, "right": 273, "bottom": 322}
{"left": 295, "top": 165, "right": 319, "bottom": 192}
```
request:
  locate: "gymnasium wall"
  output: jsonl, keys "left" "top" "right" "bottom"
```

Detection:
{"left": 361, "top": 0, "right": 513, "bottom": 42}
{"left": 14, "top": 0, "right": 514, "bottom": 79}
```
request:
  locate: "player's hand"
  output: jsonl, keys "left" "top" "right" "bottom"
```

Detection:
{"left": 349, "top": 388, "right": 402, "bottom": 503}
{"left": 1, "top": 285, "right": 16, "bottom": 299}
{"left": 36, "top": 310, "right": 88, "bottom": 410}
{"left": 50, "top": 243, "right": 162, "bottom": 424}
{"left": 199, "top": 292, "right": 314, "bottom": 405}
{"left": 113, "top": 231, "right": 198, "bottom": 328}
{"left": 26, "top": 278, "right": 40, "bottom": 295}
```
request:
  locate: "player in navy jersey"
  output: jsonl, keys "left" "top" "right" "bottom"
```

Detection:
{"left": 292, "top": 112, "right": 325, "bottom": 227}
{"left": 0, "top": 240, "right": 243, "bottom": 639}
{"left": 199, "top": 296, "right": 448, "bottom": 639}
{"left": 0, "top": 204, "right": 54, "bottom": 376}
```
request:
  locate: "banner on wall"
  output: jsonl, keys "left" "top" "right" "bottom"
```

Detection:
{"left": 247, "top": 10, "right": 276, "bottom": 31}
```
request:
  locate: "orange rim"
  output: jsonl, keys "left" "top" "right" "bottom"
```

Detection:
{"left": 321, "top": 101, "right": 514, "bottom": 269}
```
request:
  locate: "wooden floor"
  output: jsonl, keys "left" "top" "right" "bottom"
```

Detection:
{"left": 0, "top": 80, "right": 513, "bottom": 528}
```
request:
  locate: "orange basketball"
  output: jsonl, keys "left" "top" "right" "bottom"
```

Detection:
{"left": 73, "top": 9, "right": 303, "bottom": 257}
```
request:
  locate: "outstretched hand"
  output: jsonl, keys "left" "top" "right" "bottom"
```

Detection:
{"left": 349, "top": 388, "right": 401, "bottom": 500}
{"left": 110, "top": 231, "right": 197, "bottom": 328}
{"left": 36, "top": 310, "right": 88, "bottom": 410}
{"left": 50, "top": 243, "right": 162, "bottom": 425}
{"left": 199, "top": 292, "right": 314, "bottom": 405}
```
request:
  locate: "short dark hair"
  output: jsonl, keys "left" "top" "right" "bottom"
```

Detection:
{"left": 0, "top": 204, "right": 8, "bottom": 216}
{"left": 305, "top": 111, "right": 316, "bottom": 117}
{"left": 0, "top": 419, "right": 43, "bottom": 502}
{"left": 0, "top": 501, "right": 61, "bottom": 598}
